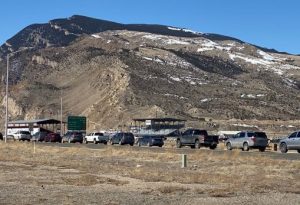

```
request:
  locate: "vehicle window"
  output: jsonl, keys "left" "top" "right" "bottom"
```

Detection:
{"left": 254, "top": 132, "right": 267, "bottom": 138}
{"left": 297, "top": 132, "right": 300, "bottom": 138}
{"left": 240, "top": 132, "right": 246, "bottom": 138}
{"left": 183, "top": 130, "right": 191, "bottom": 135}
{"left": 289, "top": 132, "right": 297, "bottom": 138}
{"left": 95, "top": 133, "right": 103, "bottom": 136}
{"left": 194, "top": 130, "right": 207, "bottom": 135}
{"left": 20, "top": 131, "right": 30, "bottom": 134}
{"left": 125, "top": 133, "right": 133, "bottom": 137}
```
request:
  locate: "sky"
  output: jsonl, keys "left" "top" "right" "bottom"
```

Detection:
{"left": 0, "top": 0, "right": 299, "bottom": 54}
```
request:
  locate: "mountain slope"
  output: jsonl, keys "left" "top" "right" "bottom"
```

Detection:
{"left": 0, "top": 15, "right": 300, "bottom": 130}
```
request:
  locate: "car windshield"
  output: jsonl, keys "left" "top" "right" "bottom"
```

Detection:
{"left": 95, "top": 133, "right": 103, "bottom": 136}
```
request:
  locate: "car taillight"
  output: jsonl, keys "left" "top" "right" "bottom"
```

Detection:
{"left": 251, "top": 136, "right": 256, "bottom": 142}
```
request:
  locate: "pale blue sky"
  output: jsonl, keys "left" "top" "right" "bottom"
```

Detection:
{"left": 1, "top": 0, "right": 299, "bottom": 54}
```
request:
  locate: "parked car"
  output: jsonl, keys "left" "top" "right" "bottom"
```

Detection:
{"left": 44, "top": 133, "right": 62, "bottom": 143}
{"left": 279, "top": 131, "right": 300, "bottom": 153}
{"left": 12, "top": 130, "right": 32, "bottom": 141}
{"left": 109, "top": 132, "right": 134, "bottom": 146}
{"left": 31, "top": 131, "right": 49, "bottom": 142}
{"left": 136, "top": 135, "right": 164, "bottom": 147}
{"left": 62, "top": 131, "right": 83, "bottom": 143}
{"left": 176, "top": 129, "right": 218, "bottom": 149}
{"left": 225, "top": 131, "right": 268, "bottom": 152}
{"left": 84, "top": 132, "right": 109, "bottom": 144}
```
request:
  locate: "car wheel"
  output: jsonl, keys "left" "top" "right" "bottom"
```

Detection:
{"left": 93, "top": 139, "right": 97, "bottom": 144}
{"left": 297, "top": 150, "right": 300, "bottom": 153}
{"left": 176, "top": 139, "right": 182, "bottom": 148}
{"left": 226, "top": 142, "right": 232, "bottom": 150}
{"left": 259, "top": 147, "right": 266, "bottom": 152}
{"left": 209, "top": 144, "right": 217, "bottom": 150}
{"left": 243, "top": 142, "right": 249, "bottom": 151}
{"left": 191, "top": 145, "right": 195, "bottom": 149}
{"left": 195, "top": 140, "right": 200, "bottom": 149}
{"left": 280, "top": 143, "right": 288, "bottom": 153}
{"left": 130, "top": 143, "right": 134, "bottom": 146}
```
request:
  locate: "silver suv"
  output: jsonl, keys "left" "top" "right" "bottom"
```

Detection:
{"left": 13, "top": 130, "right": 32, "bottom": 141}
{"left": 225, "top": 131, "right": 268, "bottom": 152}
{"left": 279, "top": 131, "right": 300, "bottom": 153}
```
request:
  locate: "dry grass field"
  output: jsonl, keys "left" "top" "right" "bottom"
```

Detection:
{"left": 0, "top": 141, "right": 299, "bottom": 205}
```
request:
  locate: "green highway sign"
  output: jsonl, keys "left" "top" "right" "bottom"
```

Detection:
{"left": 67, "top": 116, "right": 87, "bottom": 131}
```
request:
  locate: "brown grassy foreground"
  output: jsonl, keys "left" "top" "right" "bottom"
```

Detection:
{"left": 0, "top": 142, "right": 299, "bottom": 205}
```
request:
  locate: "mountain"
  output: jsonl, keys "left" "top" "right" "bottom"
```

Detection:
{"left": 0, "top": 15, "right": 300, "bottom": 131}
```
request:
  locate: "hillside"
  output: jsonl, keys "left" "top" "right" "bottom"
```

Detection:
{"left": 0, "top": 15, "right": 300, "bottom": 130}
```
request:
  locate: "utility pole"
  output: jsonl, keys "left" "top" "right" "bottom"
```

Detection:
{"left": 60, "top": 90, "right": 63, "bottom": 137}
{"left": 4, "top": 55, "right": 9, "bottom": 143}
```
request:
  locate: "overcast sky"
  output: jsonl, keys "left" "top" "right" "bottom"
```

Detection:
{"left": 1, "top": 0, "right": 299, "bottom": 54}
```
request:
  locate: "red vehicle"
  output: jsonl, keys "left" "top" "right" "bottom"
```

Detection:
{"left": 44, "top": 133, "right": 62, "bottom": 143}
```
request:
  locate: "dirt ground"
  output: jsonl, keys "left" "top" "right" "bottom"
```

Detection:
{"left": 0, "top": 141, "right": 299, "bottom": 205}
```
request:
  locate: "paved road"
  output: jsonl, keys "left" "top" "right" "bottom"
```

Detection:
{"left": 33, "top": 141, "right": 300, "bottom": 161}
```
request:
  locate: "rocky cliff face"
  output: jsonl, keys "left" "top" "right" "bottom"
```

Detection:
{"left": 0, "top": 15, "right": 300, "bottom": 130}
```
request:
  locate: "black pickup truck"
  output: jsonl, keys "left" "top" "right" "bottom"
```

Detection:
{"left": 176, "top": 129, "right": 218, "bottom": 149}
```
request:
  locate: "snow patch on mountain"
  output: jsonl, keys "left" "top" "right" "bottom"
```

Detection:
{"left": 229, "top": 53, "right": 273, "bottom": 65}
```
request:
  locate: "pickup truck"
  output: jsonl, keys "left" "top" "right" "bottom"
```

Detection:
{"left": 176, "top": 129, "right": 218, "bottom": 149}
{"left": 84, "top": 132, "right": 109, "bottom": 144}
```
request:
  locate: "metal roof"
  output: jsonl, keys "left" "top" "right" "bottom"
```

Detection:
{"left": 8, "top": 118, "right": 66, "bottom": 125}
{"left": 132, "top": 118, "right": 186, "bottom": 122}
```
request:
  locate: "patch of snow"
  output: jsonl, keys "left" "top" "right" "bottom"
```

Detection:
{"left": 231, "top": 123, "right": 259, "bottom": 128}
{"left": 164, "top": 93, "right": 188, "bottom": 100}
{"left": 143, "top": 35, "right": 161, "bottom": 40}
{"left": 241, "top": 94, "right": 265, "bottom": 98}
{"left": 169, "top": 76, "right": 182, "bottom": 82}
{"left": 201, "top": 98, "right": 209, "bottom": 102}
{"left": 229, "top": 53, "right": 273, "bottom": 65}
{"left": 92, "top": 34, "right": 101, "bottom": 39}
{"left": 5, "top": 42, "right": 12, "bottom": 47}
{"left": 167, "top": 27, "right": 181, "bottom": 31}
{"left": 143, "top": 57, "right": 153, "bottom": 61}
{"left": 283, "top": 78, "right": 296, "bottom": 87}
{"left": 167, "top": 27, "right": 202, "bottom": 34}
{"left": 257, "top": 50, "right": 274, "bottom": 61}
{"left": 107, "top": 40, "right": 111, "bottom": 44}
{"left": 197, "top": 47, "right": 214, "bottom": 52}
{"left": 154, "top": 58, "right": 164, "bottom": 63}
{"left": 165, "top": 39, "right": 190, "bottom": 45}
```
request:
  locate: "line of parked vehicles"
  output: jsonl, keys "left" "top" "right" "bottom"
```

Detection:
{"left": 1, "top": 129, "right": 300, "bottom": 154}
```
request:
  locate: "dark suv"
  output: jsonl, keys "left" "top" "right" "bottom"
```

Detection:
{"left": 62, "top": 131, "right": 83, "bottom": 143}
{"left": 109, "top": 132, "right": 134, "bottom": 146}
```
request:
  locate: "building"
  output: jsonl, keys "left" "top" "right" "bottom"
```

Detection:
{"left": 7, "top": 118, "right": 66, "bottom": 135}
{"left": 131, "top": 117, "right": 186, "bottom": 137}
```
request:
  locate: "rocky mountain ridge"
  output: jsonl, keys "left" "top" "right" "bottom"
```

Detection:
{"left": 0, "top": 15, "right": 299, "bottom": 130}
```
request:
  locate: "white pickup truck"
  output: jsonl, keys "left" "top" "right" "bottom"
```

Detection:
{"left": 84, "top": 132, "right": 109, "bottom": 144}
